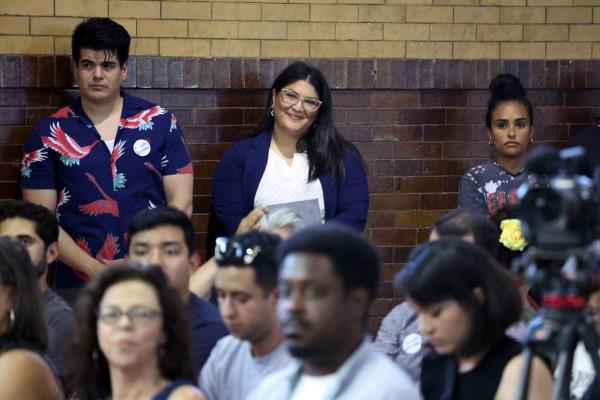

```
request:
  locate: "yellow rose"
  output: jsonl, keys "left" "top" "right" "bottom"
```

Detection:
{"left": 499, "top": 219, "right": 528, "bottom": 251}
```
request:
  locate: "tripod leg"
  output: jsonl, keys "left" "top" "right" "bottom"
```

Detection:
{"left": 578, "top": 321, "right": 600, "bottom": 392}
{"left": 516, "top": 347, "right": 534, "bottom": 400}
{"left": 553, "top": 349, "right": 575, "bottom": 400}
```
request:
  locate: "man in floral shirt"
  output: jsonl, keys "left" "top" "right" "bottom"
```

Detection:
{"left": 21, "top": 18, "right": 193, "bottom": 302}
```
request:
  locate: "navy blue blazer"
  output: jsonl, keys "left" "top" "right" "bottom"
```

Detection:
{"left": 212, "top": 130, "right": 369, "bottom": 236}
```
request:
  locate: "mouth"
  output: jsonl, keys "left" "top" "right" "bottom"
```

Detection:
{"left": 504, "top": 141, "right": 520, "bottom": 147}
{"left": 285, "top": 111, "right": 304, "bottom": 121}
{"left": 89, "top": 84, "right": 106, "bottom": 89}
{"left": 116, "top": 339, "right": 136, "bottom": 349}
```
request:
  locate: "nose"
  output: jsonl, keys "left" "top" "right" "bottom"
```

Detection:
{"left": 116, "top": 312, "right": 133, "bottom": 329}
{"left": 507, "top": 124, "right": 516, "bottom": 138}
{"left": 148, "top": 249, "right": 162, "bottom": 266}
{"left": 219, "top": 297, "right": 236, "bottom": 320}
{"left": 291, "top": 100, "right": 304, "bottom": 113}
{"left": 93, "top": 65, "right": 103, "bottom": 80}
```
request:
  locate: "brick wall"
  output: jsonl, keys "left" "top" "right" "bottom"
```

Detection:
{"left": 1, "top": 1, "right": 600, "bottom": 59}
{"left": 1, "top": 55, "right": 599, "bottom": 332}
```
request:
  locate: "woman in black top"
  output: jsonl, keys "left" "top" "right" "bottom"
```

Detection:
{"left": 395, "top": 239, "right": 552, "bottom": 400}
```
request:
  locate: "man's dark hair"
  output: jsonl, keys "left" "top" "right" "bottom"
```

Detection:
{"left": 215, "top": 231, "right": 281, "bottom": 294}
{"left": 432, "top": 209, "right": 500, "bottom": 257}
{"left": 279, "top": 223, "right": 379, "bottom": 302}
{"left": 72, "top": 18, "right": 130, "bottom": 66}
{"left": 0, "top": 200, "right": 58, "bottom": 249}
{"left": 395, "top": 239, "right": 522, "bottom": 358}
{"left": 128, "top": 207, "right": 195, "bottom": 256}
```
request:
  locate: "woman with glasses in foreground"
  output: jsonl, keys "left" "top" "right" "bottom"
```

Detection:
{"left": 69, "top": 265, "right": 205, "bottom": 400}
{"left": 395, "top": 239, "right": 553, "bottom": 400}
{"left": 0, "top": 237, "right": 62, "bottom": 400}
{"left": 211, "top": 61, "right": 368, "bottom": 238}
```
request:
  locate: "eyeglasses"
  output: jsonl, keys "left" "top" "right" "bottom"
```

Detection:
{"left": 214, "top": 237, "right": 262, "bottom": 266}
{"left": 278, "top": 88, "right": 323, "bottom": 113}
{"left": 97, "top": 306, "right": 161, "bottom": 326}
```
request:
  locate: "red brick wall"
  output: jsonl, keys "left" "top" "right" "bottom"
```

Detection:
{"left": 2, "top": 56, "right": 599, "bottom": 333}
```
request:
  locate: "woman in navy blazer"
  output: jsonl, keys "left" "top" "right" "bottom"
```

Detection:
{"left": 211, "top": 61, "right": 369, "bottom": 237}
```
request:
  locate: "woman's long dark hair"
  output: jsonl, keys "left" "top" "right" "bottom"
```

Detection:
{"left": 395, "top": 239, "right": 522, "bottom": 358}
{"left": 0, "top": 236, "right": 47, "bottom": 352}
{"left": 253, "top": 61, "right": 361, "bottom": 181}
{"left": 68, "top": 265, "right": 194, "bottom": 399}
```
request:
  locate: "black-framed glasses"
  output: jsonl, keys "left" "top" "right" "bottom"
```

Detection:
{"left": 278, "top": 88, "right": 323, "bottom": 113}
{"left": 214, "top": 237, "right": 262, "bottom": 265}
{"left": 97, "top": 306, "right": 161, "bottom": 326}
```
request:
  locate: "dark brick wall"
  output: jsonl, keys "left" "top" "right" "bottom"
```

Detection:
{"left": 2, "top": 56, "right": 599, "bottom": 333}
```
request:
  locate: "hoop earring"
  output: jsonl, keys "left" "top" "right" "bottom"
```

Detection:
{"left": 9, "top": 309, "right": 14, "bottom": 326}
{"left": 270, "top": 105, "right": 276, "bottom": 118}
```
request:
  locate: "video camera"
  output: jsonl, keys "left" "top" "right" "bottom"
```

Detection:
{"left": 515, "top": 145, "right": 600, "bottom": 295}
{"left": 518, "top": 145, "right": 599, "bottom": 250}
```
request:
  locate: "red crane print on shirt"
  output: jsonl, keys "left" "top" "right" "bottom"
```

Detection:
{"left": 120, "top": 105, "right": 167, "bottom": 131}
{"left": 111, "top": 140, "right": 127, "bottom": 190}
{"left": 75, "top": 233, "right": 121, "bottom": 281}
{"left": 78, "top": 173, "right": 120, "bottom": 217}
{"left": 41, "top": 122, "right": 101, "bottom": 167}
{"left": 21, "top": 148, "right": 47, "bottom": 178}
{"left": 56, "top": 188, "right": 70, "bottom": 220}
{"left": 50, "top": 106, "right": 75, "bottom": 119}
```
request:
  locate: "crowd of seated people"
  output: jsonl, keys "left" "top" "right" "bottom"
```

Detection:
{"left": 7, "top": 14, "right": 600, "bottom": 400}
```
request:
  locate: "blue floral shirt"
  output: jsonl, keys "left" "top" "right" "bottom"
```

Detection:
{"left": 21, "top": 92, "right": 192, "bottom": 288}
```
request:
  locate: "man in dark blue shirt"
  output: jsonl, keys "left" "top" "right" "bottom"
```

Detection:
{"left": 127, "top": 207, "right": 228, "bottom": 372}
{"left": 21, "top": 18, "right": 193, "bottom": 302}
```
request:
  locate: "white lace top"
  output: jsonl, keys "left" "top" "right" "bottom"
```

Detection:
{"left": 254, "top": 149, "right": 325, "bottom": 221}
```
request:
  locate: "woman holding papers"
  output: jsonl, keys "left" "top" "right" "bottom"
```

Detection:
{"left": 211, "top": 61, "right": 368, "bottom": 237}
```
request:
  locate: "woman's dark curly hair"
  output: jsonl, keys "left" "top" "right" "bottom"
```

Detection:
{"left": 68, "top": 264, "right": 194, "bottom": 399}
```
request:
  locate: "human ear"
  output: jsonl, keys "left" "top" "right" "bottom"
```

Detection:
{"left": 472, "top": 287, "right": 485, "bottom": 305}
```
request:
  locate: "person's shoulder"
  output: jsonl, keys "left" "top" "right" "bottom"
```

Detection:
{"left": 189, "top": 294, "right": 220, "bottom": 318}
{"left": 167, "top": 384, "right": 206, "bottom": 400}
{"left": 0, "top": 348, "right": 55, "bottom": 382}
{"left": 211, "top": 335, "right": 246, "bottom": 355}
{"left": 356, "top": 350, "right": 421, "bottom": 396}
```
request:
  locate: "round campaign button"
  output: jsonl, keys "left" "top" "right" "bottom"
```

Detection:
{"left": 402, "top": 333, "right": 423, "bottom": 355}
{"left": 133, "top": 139, "right": 151, "bottom": 157}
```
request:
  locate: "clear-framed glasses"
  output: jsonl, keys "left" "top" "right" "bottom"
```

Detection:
{"left": 97, "top": 306, "right": 161, "bottom": 326}
{"left": 214, "top": 237, "right": 262, "bottom": 266}
{"left": 278, "top": 88, "right": 323, "bottom": 113}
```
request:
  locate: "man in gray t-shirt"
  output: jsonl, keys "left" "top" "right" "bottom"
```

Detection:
{"left": 199, "top": 231, "right": 291, "bottom": 400}
{"left": 0, "top": 201, "right": 74, "bottom": 383}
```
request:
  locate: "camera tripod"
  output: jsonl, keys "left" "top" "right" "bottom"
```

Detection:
{"left": 515, "top": 248, "right": 600, "bottom": 400}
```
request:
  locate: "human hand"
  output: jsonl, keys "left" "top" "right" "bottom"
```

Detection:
{"left": 236, "top": 206, "right": 268, "bottom": 234}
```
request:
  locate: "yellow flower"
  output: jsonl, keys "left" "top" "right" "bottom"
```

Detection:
{"left": 499, "top": 219, "right": 527, "bottom": 251}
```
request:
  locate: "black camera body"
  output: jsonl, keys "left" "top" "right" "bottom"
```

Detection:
{"left": 517, "top": 146, "right": 599, "bottom": 251}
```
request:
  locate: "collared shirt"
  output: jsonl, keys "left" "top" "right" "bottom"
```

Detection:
{"left": 246, "top": 339, "right": 422, "bottom": 400}
{"left": 21, "top": 92, "right": 192, "bottom": 288}
{"left": 459, "top": 160, "right": 528, "bottom": 215}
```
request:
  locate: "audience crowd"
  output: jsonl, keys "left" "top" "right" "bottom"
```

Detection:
{"left": 4, "top": 15, "right": 600, "bottom": 400}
